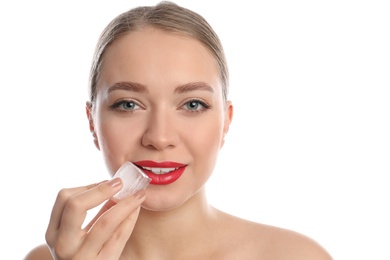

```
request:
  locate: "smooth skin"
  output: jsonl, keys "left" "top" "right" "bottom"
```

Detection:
{"left": 25, "top": 27, "right": 332, "bottom": 259}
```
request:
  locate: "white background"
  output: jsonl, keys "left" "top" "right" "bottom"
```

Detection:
{"left": 1, "top": 0, "right": 389, "bottom": 259}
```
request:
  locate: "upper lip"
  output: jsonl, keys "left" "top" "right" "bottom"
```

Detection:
{"left": 133, "top": 160, "right": 186, "bottom": 168}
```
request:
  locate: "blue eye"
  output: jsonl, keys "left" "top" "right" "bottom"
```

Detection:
{"left": 111, "top": 100, "right": 140, "bottom": 111}
{"left": 121, "top": 101, "right": 137, "bottom": 110}
{"left": 183, "top": 99, "right": 210, "bottom": 112}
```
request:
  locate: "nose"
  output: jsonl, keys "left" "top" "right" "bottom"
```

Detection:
{"left": 141, "top": 109, "right": 179, "bottom": 150}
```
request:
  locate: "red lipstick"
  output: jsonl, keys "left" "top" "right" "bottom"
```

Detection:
{"left": 133, "top": 160, "right": 187, "bottom": 185}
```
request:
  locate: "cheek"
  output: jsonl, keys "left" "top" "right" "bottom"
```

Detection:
{"left": 185, "top": 116, "right": 224, "bottom": 165}
{"left": 95, "top": 116, "right": 144, "bottom": 173}
{"left": 98, "top": 123, "right": 125, "bottom": 151}
{"left": 200, "top": 125, "right": 223, "bottom": 149}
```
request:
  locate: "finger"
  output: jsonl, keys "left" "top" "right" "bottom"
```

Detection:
{"left": 79, "top": 191, "right": 146, "bottom": 258}
{"left": 46, "top": 182, "right": 106, "bottom": 245}
{"left": 83, "top": 199, "right": 116, "bottom": 231}
{"left": 99, "top": 206, "right": 142, "bottom": 260}
{"left": 55, "top": 179, "right": 122, "bottom": 252}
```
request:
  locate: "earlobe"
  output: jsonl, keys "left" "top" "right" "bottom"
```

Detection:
{"left": 85, "top": 102, "right": 100, "bottom": 150}
{"left": 86, "top": 102, "right": 94, "bottom": 133}
{"left": 221, "top": 101, "right": 233, "bottom": 148}
{"left": 223, "top": 101, "right": 233, "bottom": 134}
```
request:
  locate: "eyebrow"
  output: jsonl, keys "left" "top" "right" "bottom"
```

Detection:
{"left": 107, "top": 81, "right": 214, "bottom": 94}
{"left": 107, "top": 82, "right": 149, "bottom": 94}
{"left": 174, "top": 82, "right": 214, "bottom": 94}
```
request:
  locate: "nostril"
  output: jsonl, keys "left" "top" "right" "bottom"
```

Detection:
{"left": 141, "top": 124, "right": 179, "bottom": 150}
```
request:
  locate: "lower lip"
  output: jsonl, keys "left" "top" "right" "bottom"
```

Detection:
{"left": 143, "top": 167, "right": 186, "bottom": 185}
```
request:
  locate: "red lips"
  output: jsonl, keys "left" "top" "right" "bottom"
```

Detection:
{"left": 133, "top": 160, "right": 187, "bottom": 185}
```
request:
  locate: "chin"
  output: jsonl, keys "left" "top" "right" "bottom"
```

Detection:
{"left": 141, "top": 185, "right": 204, "bottom": 212}
{"left": 141, "top": 203, "right": 179, "bottom": 212}
{"left": 140, "top": 193, "right": 189, "bottom": 212}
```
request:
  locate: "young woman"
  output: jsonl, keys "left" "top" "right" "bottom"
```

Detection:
{"left": 25, "top": 2, "right": 332, "bottom": 259}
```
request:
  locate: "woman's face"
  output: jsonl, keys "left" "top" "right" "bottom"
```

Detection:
{"left": 87, "top": 27, "right": 233, "bottom": 211}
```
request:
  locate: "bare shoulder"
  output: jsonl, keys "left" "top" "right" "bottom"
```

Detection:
{"left": 216, "top": 211, "right": 333, "bottom": 259}
{"left": 256, "top": 222, "right": 333, "bottom": 259}
{"left": 24, "top": 244, "right": 53, "bottom": 260}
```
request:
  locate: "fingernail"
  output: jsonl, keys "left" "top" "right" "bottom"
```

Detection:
{"left": 108, "top": 178, "right": 122, "bottom": 188}
{"left": 133, "top": 190, "right": 146, "bottom": 199}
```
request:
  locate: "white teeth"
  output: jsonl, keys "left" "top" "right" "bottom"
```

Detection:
{"left": 141, "top": 166, "right": 178, "bottom": 174}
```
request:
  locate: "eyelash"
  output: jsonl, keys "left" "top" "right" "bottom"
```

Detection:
{"left": 182, "top": 98, "right": 210, "bottom": 112}
{"left": 109, "top": 98, "right": 211, "bottom": 113}
{"left": 110, "top": 99, "right": 141, "bottom": 112}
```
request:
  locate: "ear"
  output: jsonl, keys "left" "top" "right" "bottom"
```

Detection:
{"left": 85, "top": 101, "right": 100, "bottom": 150}
{"left": 221, "top": 100, "right": 233, "bottom": 148}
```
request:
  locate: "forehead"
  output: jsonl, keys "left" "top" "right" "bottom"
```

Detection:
{"left": 97, "top": 27, "right": 221, "bottom": 90}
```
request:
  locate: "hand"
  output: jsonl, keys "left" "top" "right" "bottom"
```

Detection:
{"left": 45, "top": 178, "right": 145, "bottom": 260}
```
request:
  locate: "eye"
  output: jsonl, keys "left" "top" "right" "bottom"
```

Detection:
{"left": 182, "top": 99, "right": 210, "bottom": 112}
{"left": 110, "top": 100, "right": 141, "bottom": 111}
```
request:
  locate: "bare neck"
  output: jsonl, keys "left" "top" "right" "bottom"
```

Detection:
{"left": 123, "top": 188, "right": 221, "bottom": 259}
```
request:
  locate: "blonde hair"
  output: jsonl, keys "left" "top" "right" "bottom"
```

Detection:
{"left": 88, "top": 1, "right": 229, "bottom": 103}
